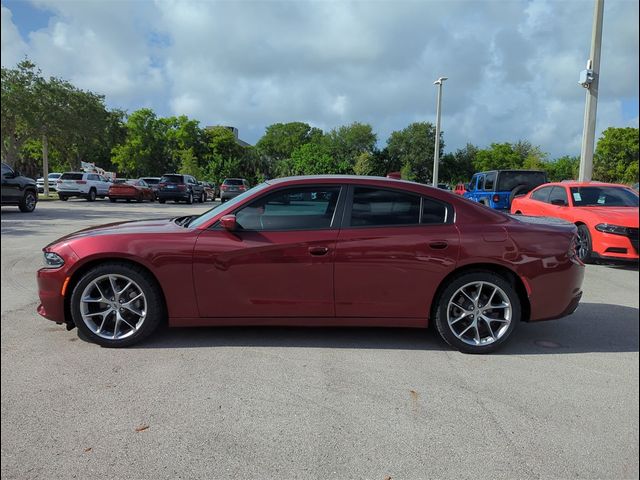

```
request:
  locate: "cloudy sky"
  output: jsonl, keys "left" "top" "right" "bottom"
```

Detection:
{"left": 1, "top": 0, "right": 638, "bottom": 158}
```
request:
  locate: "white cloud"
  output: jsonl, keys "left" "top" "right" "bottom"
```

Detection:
{"left": 1, "top": 0, "right": 638, "bottom": 157}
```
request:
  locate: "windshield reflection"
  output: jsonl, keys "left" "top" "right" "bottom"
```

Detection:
{"left": 188, "top": 182, "right": 270, "bottom": 228}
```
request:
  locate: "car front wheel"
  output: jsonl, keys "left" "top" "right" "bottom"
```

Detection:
{"left": 70, "top": 262, "right": 165, "bottom": 347}
{"left": 576, "top": 224, "right": 593, "bottom": 263}
{"left": 19, "top": 190, "right": 37, "bottom": 212}
{"left": 434, "top": 272, "right": 520, "bottom": 354}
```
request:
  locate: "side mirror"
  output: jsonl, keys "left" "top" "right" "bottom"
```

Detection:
{"left": 551, "top": 199, "right": 567, "bottom": 206}
{"left": 220, "top": 214, "right": 237, "bottom": 231}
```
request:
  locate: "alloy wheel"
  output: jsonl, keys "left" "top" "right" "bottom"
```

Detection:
{"left": 79, "top": 274, "right": 147, "bottom": 340}
{"left": 447, "top": 281, "right": 512, "bottom": 346}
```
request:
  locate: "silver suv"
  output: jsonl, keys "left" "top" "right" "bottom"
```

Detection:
{"left": 57, "top": 172, "right": 111, "bottom": 201}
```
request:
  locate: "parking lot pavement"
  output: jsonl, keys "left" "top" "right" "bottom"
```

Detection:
{"left": 1, "top": 200, "right": 639, "bottom": 480}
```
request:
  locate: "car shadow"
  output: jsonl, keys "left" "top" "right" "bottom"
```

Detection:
{"left": 133, "top": 303, "right": 638, "bottom": 355}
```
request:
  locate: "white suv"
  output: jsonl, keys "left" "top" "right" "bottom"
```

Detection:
{"left": 57, "top": 172, "right": 111, "bottom": 201}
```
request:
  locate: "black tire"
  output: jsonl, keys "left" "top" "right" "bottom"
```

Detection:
{"left": 158, "top": 199, "right": 166, "bottom": 204}
{"left": 59, "top": 195, "right": 68, "bottom": 201}
{"left": 200, "top": 192, "right": 206, "bottom": 203}
{"left": 136, "top": 195, "right": 142, "bottom": 203}
{"left": 70, "top": 262, "right": 165, "bottom": 347}
{"left": 186, "top": 192, "right": 193, "bottom": 205}
{"left": 87, "top": 189, "right": 97, "bottom": 202}
{"left": 19, "top": 190, "right": 37, "bottom": 212}
{"left": 576, "top": 224, "right": 593, "bottom": 263}
{"left": 433, "top": 271, "right": 521, "bottom": 354}
{"left": 509, "top": 184, "right": 530, "bottom": 205}
{"left": 109, "top": 197, "right": 116, "bottom": 203}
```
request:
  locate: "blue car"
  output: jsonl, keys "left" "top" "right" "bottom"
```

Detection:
{"left": 464, "top": 170, "right": 548, "bottom": 210}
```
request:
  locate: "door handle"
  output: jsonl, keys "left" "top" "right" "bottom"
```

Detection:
{"left": 429, "top": 241, "right": 448, "bottom": 250}
{"left": 308, "top": 246, "right": 330, "bottom": 256}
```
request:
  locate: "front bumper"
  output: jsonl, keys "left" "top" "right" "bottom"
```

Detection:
{"left": 591, "top": 229, "right": 639, "bottom": 261}
{"left": 36, "top": 244, "right": 79, "bottom": 324}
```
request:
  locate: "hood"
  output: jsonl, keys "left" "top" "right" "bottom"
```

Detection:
{"left": 577, "top": 207, "right": 639, "bottom": 227}
{"left": 46, "top": 217, "right": 188, "bottom": 248}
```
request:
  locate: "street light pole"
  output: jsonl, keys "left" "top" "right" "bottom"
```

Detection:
{"left": 432, "top": 77, "right": 447, "bottom": 187}
{"left": 578, "top": 0, "right": 604, "bottom": 181}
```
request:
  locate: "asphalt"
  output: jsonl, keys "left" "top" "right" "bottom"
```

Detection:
{"left": 1, "top": 199, "right": 638, "bottom": 480}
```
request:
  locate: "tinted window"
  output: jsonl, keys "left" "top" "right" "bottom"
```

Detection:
{"left": 477, "top": 175, "right": 485, "bottom": 190}
{"left": 484, "top": 172, "right": 496, "bottom": 191}
{"left": 469, "top": 175, "right": 478, "bottom": 191}
{"left": 350, "top": 187, "right": 420, "bottom": 227}
{"left": 421, "top": 197, "right": 449, "bottom": 224}
{"left": 531, "top": 186, "right": 553, "bottom": 202}
{"left": 236, "top": 186, "right": 341, "bottom": 231}
{"left": 224, "top": 179, "right": 244, "bottom": 185}
{"left": 548, "top": 186, "right": 568, "bottom": 205}
{"left": 1, "top": 164, "right": 12, "bottom": 176}
{"left": 61, "top": 173, "right": 84, "bottom": 180}
{"left": 142, "top": 178, "right": 160, "bottom": 185}
{"left": 497, "top": 171, "right": 547, "bottom": 192}
{"left": 570, "top": 186, "right": 639, "bottom": 207}
{"left": 160, "top": 175, "right": 184, "bottom": 184}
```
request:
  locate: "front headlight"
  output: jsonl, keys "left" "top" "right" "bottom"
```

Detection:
{"left": 595, "top": 224, "right": 628, "bottom": 235}
{"left": 43, "top": 252, "right": 65, "bottom": 268}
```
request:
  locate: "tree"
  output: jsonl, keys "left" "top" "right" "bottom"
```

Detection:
{"left": 178, "top": 148, "right": 201, "bottom": 178}
{"left": 288, "top": 142, "right": 348, "bottom": 175}
{"left": 439, "top": 144, "right": 478, "bottom": 183}
{"left": 326, "top": 122, "right": 377, "bottom": 171}
{"left": 474, "top": 141, "right": 546, "bottom": 172}
{"left": 545, "top": 155, "right": 579, "bottom": 182}
{"left": 386, "top": 122, "right": 440, "bottom": 184}
{"left": 162, "top": 115, "right": 206, "bottom": 174}
{"left": 594, "top": 127, "right": 639, "bottom": 184}
{"left": 111, "top": 108, "right": 166, "bottom": 177}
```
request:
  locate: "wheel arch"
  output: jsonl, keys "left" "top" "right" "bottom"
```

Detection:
{"left": 429, "top": 263, "right": 531, "bottom": 326}
{"left": 63, "top": 257, "right": 168, "bottom": 328}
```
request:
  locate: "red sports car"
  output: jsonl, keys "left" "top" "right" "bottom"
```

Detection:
{"left": 37, "top": 176, "right": 584, "bottom": 353}
{"left": 108, "top": 179, "right": 156, "bottom": 203}
{"left": 511, "top": 181, "right": 638, "bottom": 263}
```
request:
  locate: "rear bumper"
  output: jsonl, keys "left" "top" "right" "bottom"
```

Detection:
{"left": 158, "top": 191, "right": 190, "bottom": 200}
{"left": 526, "top": 260, "right": 585, "bottom": 322}
{"left": 221, "top": 191, "right": 242, "bottom": 199}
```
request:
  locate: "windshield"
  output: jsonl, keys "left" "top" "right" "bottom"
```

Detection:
{"left": 497, "top": 171, "right": 547, "bottom": 191}
{"left": 570, "top": 186, "right": 638, "bottom": 207}
{"left": 188, "top": 182, "right": 270, "bottom": 228}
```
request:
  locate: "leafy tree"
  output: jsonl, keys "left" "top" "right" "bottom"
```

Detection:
{"left": 439, "top": 144, "right": 478, "bottom": 183}
{"left": 594, "top": 127, "right": 639, "bottom": 184}
{"left": 474, "top": 140, "right": 546, "bottom": 172}
{"left": 545, "top": 155, "right": 579, "bottom": 182}
{"left": 256, "top": 122, "right": 323, "bottom": 161}
{"left": 386, "top": 122, "right": 440, "bottom": 184}
{"left": 178, "top": 148, "right": 201, "bottom": 178}
{"left": 326, "top": 122, "right": 377, "bottom": 171}
{"left": 288, "top": 142, "right": 349, "bottom": 175}
{"left": 162, "top": 116, "right": 206, "bottom": 173}
{"left": 111, "top": 108, "right": 166, "bottom": 177}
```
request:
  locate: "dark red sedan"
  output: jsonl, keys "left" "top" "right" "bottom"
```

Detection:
{"left": 37, "top": 176, "right": 584, "bottom": 353}
{"left": 108, "top": 179, "right": 156, "bottom": 203}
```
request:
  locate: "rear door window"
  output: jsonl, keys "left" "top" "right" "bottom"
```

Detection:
{"left": 484, "top": 172, "right": 496, "bottom": 191}
{"left": 421, "top": 197, "right": 451, "bottom": 224}
{"left": 350, "top": 187, "right": 420, "bottom": 227}
{"left": 477, "top": 175, "right": 485, "bottom": 190}
{"left": 531, "top": 186, "right": 553, "bottom": 203}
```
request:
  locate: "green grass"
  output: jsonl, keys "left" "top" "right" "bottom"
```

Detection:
{"left": 37, "top": 194, "right": 59, "bottom": 202}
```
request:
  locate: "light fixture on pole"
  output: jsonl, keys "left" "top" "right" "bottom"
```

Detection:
{"left": 432, "top": 76, "right": 447, "bottom": 187}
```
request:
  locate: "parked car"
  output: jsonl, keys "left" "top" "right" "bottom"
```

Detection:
{"left": 199, "top": 181, "right": 217, "bottom": 201}
{"left": 464, "top": 170, "right": 548, "bottom": 210}
{"left": 140, "top": 177, "right": 161, "bottom": 199}
{"left": 220, "top": 178, "right": 250, "bottom": 202}
{"left": 1, "top": 162, "right": 38, "bottom": 212}
{"left": 454, "top": 183, "right": 467, "bottom": 195}
{"left": 108, "top": 179, "right": 156, "bottom": 203}
{"left": 56, "top": 172, "right": 111, "bottom": 201}
{"left": 511, "top": 181, "right": 639, "bottom": 263}
{"left": 157, "top": 174, "right": 206, "bottom": 204}
{"left": 36, "top": 173, "right": 62, "bottom": 193}
{"left": 37, "top": 175, "right": 584, "bottom": 353}
{"left": 437, "top": 183, "right": 451, "bottom": 191}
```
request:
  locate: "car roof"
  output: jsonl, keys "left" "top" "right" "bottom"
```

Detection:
{"left": 474, "top": 170, "right": 545, "bottom": 174}
{"left": 544, "top": 181, "right": 631, "bottom": 188}
{"left": 266, "top": 174, "right": 422, "bottom": 187}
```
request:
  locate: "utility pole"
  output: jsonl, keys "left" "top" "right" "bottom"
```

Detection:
{"left": 42, "top": 134, "right": 49, "bottom": 196}
{"left": 578, "top": 0, "right": 604, "bottom": 181}
{"left": 432, "top": 76, "right": 447, "bottom": 187}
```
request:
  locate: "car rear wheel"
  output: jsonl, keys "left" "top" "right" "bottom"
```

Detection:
{"left": 59, "top": 195, "right": 68, "bottom": 201}
{"left": 87, "top": 189, "right": 97, "bottom": 202}
{"left": 109, "top": 197, "right": 116, "bottom": 203}
{"left": 576, "top": 224, "right": 593, "bottom": 263}
{"left": 70, "top": 262, "right": 165, "bottom": 347}
{"left": 200, "top": 192, "right": 206, "bottom": 203}
{"left": 509, "top": 184, "right": 530, "bottom": 204}
{"left": 19, "top": 190, "right": 37, "bottom": 212}
{"left": 158, "top": 199, "right": 166, "bottom": 204}
{"left": 434, "top": 272, "right": 520, "bottom": 353}
{"left": 186, "top": 193, "right": 193, "bottom": 205}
